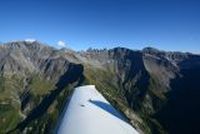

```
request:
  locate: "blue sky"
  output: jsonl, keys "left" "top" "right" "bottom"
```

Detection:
{"left": 0, "top": 0, "right": 200, "bottom": 52}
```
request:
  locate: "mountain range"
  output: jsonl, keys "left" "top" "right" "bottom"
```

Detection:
{"left": 0, "top": 41, "right": 200, "bottom": 134}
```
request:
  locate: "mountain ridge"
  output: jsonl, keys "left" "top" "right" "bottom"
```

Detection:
{"left": 0, "top": 41, "right": 200, "bottom": 134}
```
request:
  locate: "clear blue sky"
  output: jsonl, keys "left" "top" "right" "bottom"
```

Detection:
{"left": 0, "top": 0, "right": 200, "bottom": 52}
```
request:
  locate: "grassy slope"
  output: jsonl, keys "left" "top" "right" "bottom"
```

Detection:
{"left": 0, "top": 74, "right": 57, "bottom": 134}
{"left": 0, "top": 104, "right": 22, "bottom": 133}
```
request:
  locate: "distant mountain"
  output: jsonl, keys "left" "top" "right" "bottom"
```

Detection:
{"left": 0, "top": 41, "right": 200, "bottom": 134}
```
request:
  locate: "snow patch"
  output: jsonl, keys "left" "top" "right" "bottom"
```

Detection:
{"left": 25, "top": 38, "right": 36, "bottom": 43}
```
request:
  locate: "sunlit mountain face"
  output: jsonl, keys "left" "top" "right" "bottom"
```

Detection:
{"left": 0, "top": 41, "right": 200, "bottom": 134}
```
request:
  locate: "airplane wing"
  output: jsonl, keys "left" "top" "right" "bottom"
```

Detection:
{"left": 56, "top": 85, "right": 139, "bottom": 134}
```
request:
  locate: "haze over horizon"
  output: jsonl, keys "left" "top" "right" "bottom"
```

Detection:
{"left": 0, "top": 0, "right": 200, "bottom": 53}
